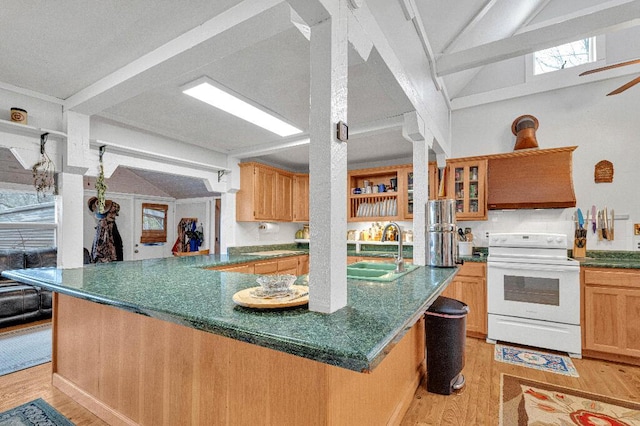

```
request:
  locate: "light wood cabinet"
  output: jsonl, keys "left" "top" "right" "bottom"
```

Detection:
{"left": 347, "top": 165, "right": 403, "bottom": 222}
{"left": 276, "top": 173, "right": 293, "bottom": 221}
{"left": 237, "top": 162, "right": 294, "bottom": 222}
{"left": 297, "top": 255, "right": 309, "bottom": 275}
{"left": 348, "top": 163, "right": 437, "bottom": 222}
{"left": 446, "top": 159, "right": 487, "bottom": 221}
{"left": 213, "top": 263, "right": 254, "bottom": 273}
{"left": 582, "top": 268, "right": 640, "bottom": 364}
{"left": 208, "top": 255, "right": 309, "bottom": 276}
{"left": 440, "top": 262, "right": 487, "bottom": 338}
{"left": 292, "top": 174, "right": 309, "bottom": 222}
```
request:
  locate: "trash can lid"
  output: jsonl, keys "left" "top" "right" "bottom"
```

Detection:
{"left": 426, "top": 296, "right": 469, "bottom": 316}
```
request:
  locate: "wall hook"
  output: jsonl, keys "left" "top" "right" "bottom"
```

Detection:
{"left": 217, "top": 170, "right": 227, "bottom": 182}
{"left": 40, "top": 133, "right": 49, "bottom": 154}
{"left": 99, "top": 145, "right": 106, "bottom": 162}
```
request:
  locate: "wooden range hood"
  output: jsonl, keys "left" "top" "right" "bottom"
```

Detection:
{"left": 486, "top": 146, "right": 577, "bottom": 210}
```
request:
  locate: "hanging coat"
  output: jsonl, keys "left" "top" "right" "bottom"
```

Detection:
{"left": 91, "top": 201, "right": 123, "bottom": 263}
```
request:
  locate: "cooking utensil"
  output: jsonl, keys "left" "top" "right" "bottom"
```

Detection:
{"left": 603, "top": 207, "right": 608, "bottom": 240}
{"left": 577, "top": 208, "right": 584, "bottom": 229}
{"left": 597, "top": 210, "right": 603, "bottom": 241}
{"left": 585, "top": 210, "right": 589, "bottom": 233}
{"left": 592, "top": 205, "right": 597, "bottom": 234}
{"left": 458, "top": 228, "right": 466, "bottom": 241}
{"left": 610, "top": 209, "right": 615, "bottom": 240}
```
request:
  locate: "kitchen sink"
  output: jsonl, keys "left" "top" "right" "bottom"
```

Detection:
{"left": 348, "top": 262, "right": 397, "bottom": 271}
{"left": 347, "top": 262, "right": 419, "bottom": 282}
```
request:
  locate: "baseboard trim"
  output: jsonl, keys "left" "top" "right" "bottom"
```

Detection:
{"left": 387, "top": 370, "right": 424, "bottom": 426}
{"left": 581, "top": 349, "right": 640, "bottom": 367}
{"left": 52, "top": 373, "right": 137, "bottom": 426}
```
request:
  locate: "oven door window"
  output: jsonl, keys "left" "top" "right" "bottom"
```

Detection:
{"left": 503, "top": 275, "right": 559, "bottom": 306}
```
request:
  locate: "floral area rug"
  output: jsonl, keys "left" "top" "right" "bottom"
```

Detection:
{"left": 0, "top": 398, "right": 75, "bottom": 425}
{"left": 494, "top": 344, "right": 579, "bottom": 377}
{"left": 500, "top": 374, "right": 640, "bottom": 426}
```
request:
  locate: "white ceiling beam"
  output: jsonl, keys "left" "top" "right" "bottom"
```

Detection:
{"left": 0, "top": 81, "right": 64, "bottom": 105}
{"left": 436, "top": 0, "right": 640, "bottom": 76}
{"left": 441, "top": 0, "right": 498, "bottom": 54}
{"left": 228, "top": 115, "right": 405, "bottom": 158}
{"left": 286, "top": 0, "right": 331, "bottom": 26}
{"left": 516, "top": 0, "right": 634, "bottom": 34}
{"left": 450, "top": 61, "right": 640, "bottom": 110}
{"left": 398, "top": 0, "right": 446, "bottom": 97}
{"left": 516, "top": 0, "right": 554, "bottom": 31}
{"left": 65, "top": 0, "right": 283, "bottom": 115}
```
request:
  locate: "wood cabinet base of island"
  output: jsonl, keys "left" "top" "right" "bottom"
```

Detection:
{"left": 52, "top": 294, "right": 426, "bottom": 426}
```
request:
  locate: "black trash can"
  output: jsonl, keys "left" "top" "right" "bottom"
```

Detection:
{"left": 424, "top": 296, "right": 469, "bottom": 395}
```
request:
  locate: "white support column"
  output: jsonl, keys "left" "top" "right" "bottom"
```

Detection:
{"left": 403, "top": 112, "right": 429, "bottom": 266}
{"left": 220, "top": 157, "right": 241, "bottom": 254}
{"left": 307, "top": 1, "right": 348, "bottom": 313}
{"left": 63, "top": 111, "right": 90, "bottom": 175}
{"left": 57, "top": 112, "right": 90, "bottom": 268}
{"left": 56, "top": 172, "right": 85, "bottom": 268}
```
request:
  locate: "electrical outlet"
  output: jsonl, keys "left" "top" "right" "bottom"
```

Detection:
{"left": 485, "top": 231, "right": 490, "bottom": 239}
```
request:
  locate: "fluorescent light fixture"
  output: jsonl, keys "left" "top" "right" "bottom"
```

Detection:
{"left": 183, "top": 78, "right": 303, "bottom": 137}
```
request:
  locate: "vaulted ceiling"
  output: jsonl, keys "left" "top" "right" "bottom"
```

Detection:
{"left": 1, "top": 0, "right": 639, "bottom": 197}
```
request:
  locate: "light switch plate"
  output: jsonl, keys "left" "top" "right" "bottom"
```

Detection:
{"left": 337, "top": 121, "right": 348, "bottom": 142}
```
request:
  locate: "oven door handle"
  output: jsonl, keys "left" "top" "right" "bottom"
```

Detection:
{"left": 488, "top": 263, "right": 578, "bottom": 273}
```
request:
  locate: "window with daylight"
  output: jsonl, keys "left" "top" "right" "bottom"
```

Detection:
{"left": 0, "top": 191, "right": 56, "bottom": 249}
{"left": 140, "top": 203, "right": 168, "bottom": 243}
{"left": 534, "top": 38, "right": 596, "bottom": 75}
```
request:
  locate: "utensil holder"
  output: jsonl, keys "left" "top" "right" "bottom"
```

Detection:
{"left": 573, "top": 229, "right": 586, "bottom": 258}
{"left": 458, "top": 241, "right": 473, "bottom": 257}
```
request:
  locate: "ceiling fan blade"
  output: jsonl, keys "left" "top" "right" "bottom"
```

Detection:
{"left": 607, "top": 75, "right": 640, "bottom": 96}
{"left": 579, "top": 58, "right": 640, "bottom": 76}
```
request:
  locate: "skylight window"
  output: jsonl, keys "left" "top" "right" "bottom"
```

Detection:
{"left": 534, "top": 38, "right": 596, "bottom": 75}
{"left": 183, "top": 78, "right": 303, "bottom": 137}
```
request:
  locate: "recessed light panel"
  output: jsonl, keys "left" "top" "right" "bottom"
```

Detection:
{"left": 183, "top": 79, "right": 302, "bottom": 137}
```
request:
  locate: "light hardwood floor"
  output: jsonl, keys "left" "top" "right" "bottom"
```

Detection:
{"left": 401, "top": 337, "right": 640, "bottom": 425}
{"left": 1, "top": 334, "right": 639, "bottom": 425}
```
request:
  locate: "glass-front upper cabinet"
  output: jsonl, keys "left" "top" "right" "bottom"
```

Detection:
{"left": 401, "top": 163, "right": 441, "bottom": 220}
{"left": 447, "top": 159, "right": 487, "bottom": 221}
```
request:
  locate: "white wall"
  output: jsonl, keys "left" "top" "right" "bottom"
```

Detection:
{"left": 451, "top": 78, "right": 640, "bottom": 251}
{"left": 0, "top": 89, "right": 63, "bottom": 131}
{"left": 236, "top": 221, "right": 301, "bottom": 247}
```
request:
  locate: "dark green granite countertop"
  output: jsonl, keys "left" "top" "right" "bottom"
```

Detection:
{"left": 573, "top": 250, "right": 640, "bottom": 269}
{"left": 2, "top": 252, "right": 458, "bottom": 373}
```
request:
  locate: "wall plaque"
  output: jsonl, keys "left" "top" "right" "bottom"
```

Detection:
{"left": 594, "top": 160, "right": 613, "bottom": 183}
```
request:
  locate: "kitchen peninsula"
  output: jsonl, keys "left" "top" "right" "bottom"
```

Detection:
{"left": 3, "top": 253, "right": 457, "bottom": 425}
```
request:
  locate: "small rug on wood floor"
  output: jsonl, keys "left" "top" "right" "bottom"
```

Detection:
{"left": 0, "top": 398, "right": 74, "bottom": 425}
{"left": 0, "top": 323, "right": 51, "bottom": 376}
{"left": 500, "top": 374, "right": 640, "bottom": 426}
{"left": 494, "top": 344, "right": 579, "bottom": 377}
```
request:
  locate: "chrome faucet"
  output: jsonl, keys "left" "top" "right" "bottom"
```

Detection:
{"left": 381, "top": 222, "right": 405, "bottom": 273}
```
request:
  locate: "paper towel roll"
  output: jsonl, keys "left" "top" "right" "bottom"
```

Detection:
{"left": 258, "top": 222, "right": 279, "bottom": 234}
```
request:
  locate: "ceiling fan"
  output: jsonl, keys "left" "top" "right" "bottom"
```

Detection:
{"left": 579, "top": 58, "right": 640, "bottom": 96}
